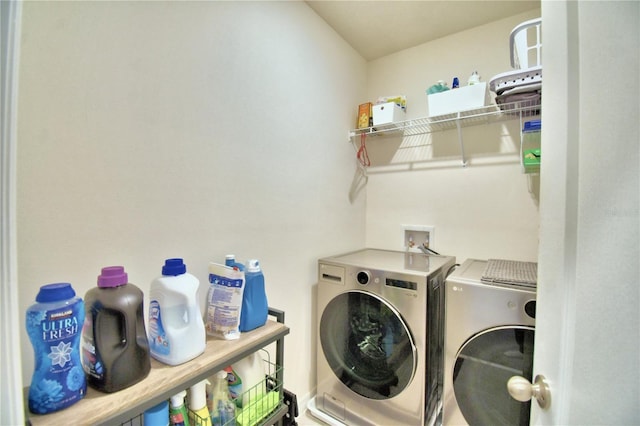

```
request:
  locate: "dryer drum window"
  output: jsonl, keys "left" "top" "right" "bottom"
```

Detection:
{"left": 453, "top": 326, "right": 535, "bottom": 426}
{"left": 319, "top": 290, "right": 417, "bottom": 400}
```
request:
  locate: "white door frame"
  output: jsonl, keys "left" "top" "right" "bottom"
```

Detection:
{"left": 534, "top": 1, "right": 581, "bottom": 422}
{"left": 1, "top": 0, "right": 25, "bottom": 424}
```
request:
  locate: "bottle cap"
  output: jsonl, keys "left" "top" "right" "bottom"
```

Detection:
{"left": 36, "top": 283, "right": 76, "bottom": 303}
{"left": 170, "top": 390, "right": 187, "bottom": 408}
{"left": 162, "top": 258, "right": 187, "bottom": 276}
{"left": 246, "top": 259, "right": 261, "bottom": 273}
{"left": 97, "top": 266, "right": 128, "bottom": 288}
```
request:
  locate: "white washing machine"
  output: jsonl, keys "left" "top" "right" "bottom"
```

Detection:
{"left": 443, "top": 259, "right": 536, "bottom": 426}
{"left": 315, "top": 249, "right": 456, "bottom": 426}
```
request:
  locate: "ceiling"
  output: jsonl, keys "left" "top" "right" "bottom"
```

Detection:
{"left": 306, "top": 1, "right": 540, "bottom": 61}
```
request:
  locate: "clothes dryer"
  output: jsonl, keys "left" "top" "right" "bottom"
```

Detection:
{"left": 316, "top": 249, "right": 455, "bottom": 426}
{"left": 443, "top": 259, "right": 536, "bottom": 426}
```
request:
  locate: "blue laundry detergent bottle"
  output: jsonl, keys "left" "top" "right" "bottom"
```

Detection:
{"left": 239, "top": 259, "right": 268, "bottom": 332}
{"left": 26, "top": 283, "right": 86, "bottom": 414}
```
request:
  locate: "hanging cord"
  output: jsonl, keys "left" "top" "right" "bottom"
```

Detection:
{"left": 423, "top": 246, "right": 440, "bottom": 255}
{"left": 357, "top": 133, "right": 370, "bottom": 167}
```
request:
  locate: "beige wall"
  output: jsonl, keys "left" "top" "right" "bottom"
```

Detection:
{"left": 17, "top": 1, "right": 366, "bottom": 404}
{"left": 363, "top": 9, "right": 541, "bottom": 262}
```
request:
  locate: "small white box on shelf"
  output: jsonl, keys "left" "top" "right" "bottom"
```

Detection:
{"left": 427, "top": 82, "right": 490, "bottom": 117}
{"left": 372, "top": 102, "right": 405, "bottom": 125}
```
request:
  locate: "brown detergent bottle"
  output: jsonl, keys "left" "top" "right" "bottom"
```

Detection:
{"left": 82, "top": 266, "right": 151, "bottom": 392}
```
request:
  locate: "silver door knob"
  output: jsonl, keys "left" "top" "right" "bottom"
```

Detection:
{"left": 507, "top": 374, "right": 551, "bottom": 409}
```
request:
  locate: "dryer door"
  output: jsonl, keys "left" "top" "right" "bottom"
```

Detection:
{"left": 319, "top": 290, "right": 417, "bottom": 400}
{"left": 453, "top": 326, "right": 535, "bottom": 426}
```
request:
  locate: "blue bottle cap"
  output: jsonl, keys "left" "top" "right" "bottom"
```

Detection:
{"left": 162, "top": 258, "right": 187, "bottom": 276}
{"left": 36, "top": 283, "right": 76, "bottom": 303}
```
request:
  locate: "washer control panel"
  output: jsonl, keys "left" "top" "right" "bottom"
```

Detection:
{"left": 355, "top": 269, "right": 418, "bottom": 292}
{"left": 386, "top": 278, "right": 418, "bottom": 291}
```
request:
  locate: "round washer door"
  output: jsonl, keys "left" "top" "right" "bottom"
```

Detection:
{"left": 319, "top": 290, "right": 417, "bottom": 400}
{"left": 453, "top": 326, "right": 535, "bottom": 426}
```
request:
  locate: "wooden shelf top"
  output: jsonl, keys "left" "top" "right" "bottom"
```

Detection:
{"left": 26, "top": 320, "right": 289, "bottom": 425}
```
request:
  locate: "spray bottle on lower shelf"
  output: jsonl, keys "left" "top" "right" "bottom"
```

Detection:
{"left": 189, "top": 380, "right": 211, "bottom": 426}
{"left": 211, "top": 370, "right": 236, "bottom": 426}
{"left": 170, "top": 390, "right": 190, "bottom": 426}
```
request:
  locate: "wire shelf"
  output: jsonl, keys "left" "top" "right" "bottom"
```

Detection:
{"left": 189, "top": 358, "right": 284, "bottom": 426}
{"left": 349, "top": 98, "right": 541, "bottom": 139}
{"left": 118, "top": 359, "right": 284, "bottom": 426}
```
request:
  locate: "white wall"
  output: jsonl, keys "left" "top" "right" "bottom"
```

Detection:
{"left": 16, "top": 1, "right": 366, "bottom": 407}
{"left": 363, "top": 10, "right": 541, "bottom": 262}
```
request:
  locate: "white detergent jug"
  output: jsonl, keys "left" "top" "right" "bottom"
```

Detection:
{"left": 231, "top": 351, "right": 266, "bottom": 408}
{"left": 148, "top": 258, "right": 206, "bottom": 365}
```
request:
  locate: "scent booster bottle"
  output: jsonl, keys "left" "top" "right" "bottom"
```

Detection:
{"left": 26, "top": 283, "right": 86, "bottom": 414}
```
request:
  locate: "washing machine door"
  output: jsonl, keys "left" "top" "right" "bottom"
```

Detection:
{"left": 453, "top": 326, "right": 535, "bottom": 426}
{"left": 319, "top": 290, "right": 417, "bottom": 400}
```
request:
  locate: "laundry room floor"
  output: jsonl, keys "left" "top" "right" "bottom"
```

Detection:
{"left": 298, "top": 409, "right": 328, "bottom": 426}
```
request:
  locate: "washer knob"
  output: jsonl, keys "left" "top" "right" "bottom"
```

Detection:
{"left": 356, "top": 271, "right": 370, "bottom": 285}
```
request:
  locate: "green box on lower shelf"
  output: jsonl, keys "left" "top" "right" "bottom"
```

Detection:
{"left": 523, "top": 148, "right": 541, "bottom": 173}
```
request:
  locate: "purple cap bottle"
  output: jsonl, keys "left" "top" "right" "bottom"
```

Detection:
{"left": 82, "top": 266, "right": 151, "bottom": 392}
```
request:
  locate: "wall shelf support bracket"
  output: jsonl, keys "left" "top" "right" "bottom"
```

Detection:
{"left": 455, "top": 114, "right": 467, "bottom": 167}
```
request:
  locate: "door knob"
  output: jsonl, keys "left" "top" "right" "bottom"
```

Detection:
{"left": 507, "top": 374, "right": 551, "bottom": 409}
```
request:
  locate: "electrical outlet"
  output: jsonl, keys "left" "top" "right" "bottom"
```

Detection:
{"left": 403, "top": 225, "right": 435, "bottom": 253}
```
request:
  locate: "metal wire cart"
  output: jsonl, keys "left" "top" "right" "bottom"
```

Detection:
{"left": 26, "top": 308, "right": 295, "bottom": 426}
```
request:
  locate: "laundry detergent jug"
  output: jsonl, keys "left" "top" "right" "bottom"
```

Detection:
{"left": 82, "top": 266, "right": 151, "bottom": 393}
{"left": 148, "top": 258, "right": 206, "bottom": 365}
